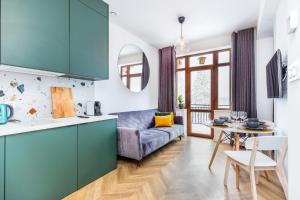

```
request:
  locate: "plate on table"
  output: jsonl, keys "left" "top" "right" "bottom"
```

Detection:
{"left": 241, "top": 124, "right": 271, "bottom": 131}
{"left": 211, "top": 122, "right": 229, "bottom": 127}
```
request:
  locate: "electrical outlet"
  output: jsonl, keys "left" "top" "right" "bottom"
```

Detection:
{"left": 288, "top": 60, "right": 300, "bottom": 82}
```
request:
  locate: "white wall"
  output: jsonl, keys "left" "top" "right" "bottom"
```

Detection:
{"left": 256, "top": 37, "right": 274, "bottom": 121}
{"left": 274, "top": 0, "right": 300, "bottom": 198}
{"left": 287, "top": 0, "right": 300, "bottom": 199}
{"left": 94, "top": 22, "right": 159, "bottom": 114}
{"left": 177, "top": 35, "right": 231, "bottom": 57}
{"left": 274, "top": 0, "right": 289, "bottom": 135}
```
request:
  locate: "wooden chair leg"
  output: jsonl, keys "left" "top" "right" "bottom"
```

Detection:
{"left": 276, "top": 167, "right": 288, "bottom": 199}
{"left": 250, "top": 169, "right": 258, "bottom": 200}
{"left": 224, "top": 158, "right": 231, "bottom": 187}
{"left": 255, "top": 171, "right": 259, "bottom": 185}
{"left": 209, "top": 131, "right": 224, "bottom": 169}
{"left": 236, "top": 165, "right": 240, "bottom": 190}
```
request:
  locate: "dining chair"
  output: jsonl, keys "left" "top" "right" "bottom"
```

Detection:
{"left": 223, "top": 136, "right": 288, "bottom": 200}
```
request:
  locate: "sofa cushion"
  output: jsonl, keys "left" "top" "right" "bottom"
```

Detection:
{"left": 155, "top": 112, "right": 174, "bottom": 124}
{"left": 154, "top": 115, "right": 172, "bottom": 127}
{"left": 152, "top": 124, "right": 184, "bottom": 140}
{"left": 114, "top": 109, "right": 157, "bottom": 130}
{"left": 140, "top": 129, "right": 170, "bottom": 157}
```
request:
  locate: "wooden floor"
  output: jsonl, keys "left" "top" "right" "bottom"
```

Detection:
{"left": 64, "top": 137, "right": 286, "bottom": 200}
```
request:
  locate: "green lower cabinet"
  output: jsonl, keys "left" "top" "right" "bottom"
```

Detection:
{"left": 78, "top": 119, "right": 117, "bottom": 188}
{"left": 0, "top": 137, "right": 4, "bottom": 200}
{"left": 5, "top": 126, "right": 78, "bottom": 200}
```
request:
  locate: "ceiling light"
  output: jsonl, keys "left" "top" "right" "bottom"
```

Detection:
{"left": 175, "top": 16, "right": 189, "bottom": 54}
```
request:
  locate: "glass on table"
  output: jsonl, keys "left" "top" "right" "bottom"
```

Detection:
{"left": 230, "top": 111, "right": 238, "bottom": 122}
{"left": 230, "top": 111, "right": 239, "bottom": 128}
{"left": 238, "top": 111, "right": 247, "bottom": 122}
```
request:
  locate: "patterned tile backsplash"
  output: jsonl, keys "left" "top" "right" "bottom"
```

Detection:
{"left": 0, "top": 71, "right": 95, "bottom": 121}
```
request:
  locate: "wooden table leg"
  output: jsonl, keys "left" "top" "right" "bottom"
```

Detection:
{"left": 234, "top": 132, "right": 240, "bottom": 189}
{"left": 208, "top": 130, "right": 224, "bottom": 169}
{"left": 235, "top": 132, "right": 240, "bottom": 151}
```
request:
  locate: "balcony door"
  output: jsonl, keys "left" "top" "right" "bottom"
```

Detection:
{"left": 176, "top": 49, "right": 231, "bottom": 139}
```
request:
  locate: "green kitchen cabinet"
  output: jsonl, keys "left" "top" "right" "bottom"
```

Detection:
{"left": 1, "top": 0, "right": 69, "bottom": 73}
{"left": 5, "top": 126, "right": 77, "bottom": 200}
{"left": 0, "top": 137, "right": 4, "bottom": 200}
{"left": 78, "top": 119, "right": 117, "bottom": 188}
{"left": 70, "top": 0, "right": 109, "bottom": 80}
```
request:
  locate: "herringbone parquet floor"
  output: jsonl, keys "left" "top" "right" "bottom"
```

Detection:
{"left": 64, "top": 137, "right": 286, "bottom": 200}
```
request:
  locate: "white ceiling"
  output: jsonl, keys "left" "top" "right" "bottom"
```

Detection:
{"left": 104, "top": 0, "right": 262, "bottom": 48}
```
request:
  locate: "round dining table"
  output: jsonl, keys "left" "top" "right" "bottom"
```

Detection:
{"left": 206, "top": 121, "right": 277, "bottom": 169}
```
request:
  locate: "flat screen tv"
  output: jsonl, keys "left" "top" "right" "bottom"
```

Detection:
{"left": 266, "top": 50, "right": 283, "bottom": 98}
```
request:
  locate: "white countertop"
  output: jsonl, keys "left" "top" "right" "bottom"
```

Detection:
{"left": 0, "top": 115, "right": 118, "bottom": 137}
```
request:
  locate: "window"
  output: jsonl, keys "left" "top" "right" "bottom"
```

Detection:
{"left": 120, "top": 64, "right": 143, "bottom": 92}
{"left": 190, "top": 70, "right": 211, "bottom": 110}
{"left": 189, "top": 53, "right": 213, "bottom": 67}
{"left": 177, "top": 58, "right": 185, "bottom": 69}
{"left": 218, "top": 51, "right": 230, "bottom": 64}
{"left": 176, "top": 58, "right": 186, "bottom": 107}
{"left": 218, "top": 66, "right": 230, "bottom": 109}
{"left": 217, "top": 49, "right": 231, "bottom": 109}
{"left": 177, "top": 71, "right": 186, "bottom": 102}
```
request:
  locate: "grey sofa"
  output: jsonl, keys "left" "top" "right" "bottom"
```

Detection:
{"left": 113, "top": 109, "right": 184, "bottom": 162}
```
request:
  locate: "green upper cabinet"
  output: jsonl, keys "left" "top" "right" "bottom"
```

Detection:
{"left": 5, "top": 126, "right": 77, "bottom": 200}
{"left": 70, "top": 0, "right": 109, "bottom": 80}
{"left": 78, "top": 119, "right": 117, "bottom": 188}
{"left": 0, "top": 0, "right": 109, "bottom": 79}
{"left": 0, "top": 137, "right": 4, "bottom": 200}
{"left": 1, "top": 0, "right": 70, "bottom": 73}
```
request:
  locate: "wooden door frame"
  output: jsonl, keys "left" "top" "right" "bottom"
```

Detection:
{"left": 176, "top": 48, "right": 231, "bottom": 139}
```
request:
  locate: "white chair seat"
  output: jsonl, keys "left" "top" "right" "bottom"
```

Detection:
{"left": 224, "top": 150, "right": 276, "bottom": 167}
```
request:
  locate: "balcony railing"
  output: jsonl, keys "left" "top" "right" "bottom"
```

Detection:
{"left": 190, "top": 103, "right": 230, "bottom": 124}
{"left": 191, "top": 104, "right": 210, "bottom": 110}
{"left": 191, "top": 111, "right": 210, "bottom": 124}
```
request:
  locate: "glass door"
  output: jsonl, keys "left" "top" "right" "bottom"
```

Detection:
{"left": 189, "top": 69, "right": 212, "bottom": 137}
{"left": 176, "top": 49, "right": 231, "bottom": 139}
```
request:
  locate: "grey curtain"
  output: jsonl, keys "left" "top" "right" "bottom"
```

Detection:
{"left": 141, "top": 53, "right": 150, "bottom": 89}
{"left": 231, "top": 28, "right": 257, "bottom": 118}
{"left": 158, "top": 46, "right": 176, "bottom": 113}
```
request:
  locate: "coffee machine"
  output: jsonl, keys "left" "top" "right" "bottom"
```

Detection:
{"left": 86, "top": 101, "right": 102, "bottom": 116}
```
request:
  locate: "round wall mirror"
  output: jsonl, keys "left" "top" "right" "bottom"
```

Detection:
{"left": 118, "top": 45, "right": 150, "bottom": 93}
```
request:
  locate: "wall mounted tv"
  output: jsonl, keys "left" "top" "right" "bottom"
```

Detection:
{"left": 266, "top": 49, "right": 286, "bottom": 98}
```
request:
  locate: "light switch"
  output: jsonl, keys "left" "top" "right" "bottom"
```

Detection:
{"left": 288, "top": 60, "right": 300, "bottom": 82}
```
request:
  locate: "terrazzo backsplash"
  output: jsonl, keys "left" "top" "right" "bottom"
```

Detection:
{"left": 0, "top": 71, "right": 95, "bottom": 121}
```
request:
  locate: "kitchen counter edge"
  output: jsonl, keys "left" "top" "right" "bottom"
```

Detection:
{"left": 0, "top": 115, "right": 118, "bottom": 137}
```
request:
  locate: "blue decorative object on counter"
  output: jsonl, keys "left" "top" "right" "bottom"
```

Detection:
{"left": 17, "top": 84, "right": 25, "bottom": 94}
{"left": 0, "top": 104, "right": 14, "bottom": 124}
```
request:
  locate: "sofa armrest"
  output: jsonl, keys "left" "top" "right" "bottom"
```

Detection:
{"left": 174, "top": 116, "right": 184, "bottom": 125}
{"left": 117, "top": 127, "right": 143, "bottom": 161}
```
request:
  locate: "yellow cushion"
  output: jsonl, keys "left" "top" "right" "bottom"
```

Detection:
{"left": 155, "top": 115, "right": 172, "bottom": 127}
{"left": 170, "top": 112, "right": 174, "bottom": 125}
